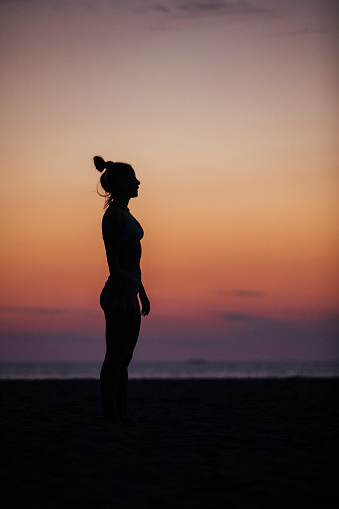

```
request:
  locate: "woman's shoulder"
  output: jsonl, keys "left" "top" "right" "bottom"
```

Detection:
{"left": 102, "top": 204, "right": 126, "bottom": 231}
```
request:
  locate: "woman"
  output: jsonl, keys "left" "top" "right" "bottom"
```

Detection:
{"left": 94, "top": 155, "right": 150, "bottom": 422}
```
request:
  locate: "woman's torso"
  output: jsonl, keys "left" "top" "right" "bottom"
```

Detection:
{"left": 102, "top": 202, "right": 144, "bottom": 275}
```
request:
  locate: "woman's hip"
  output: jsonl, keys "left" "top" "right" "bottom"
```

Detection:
{"left": 100, "top": 276, "right": 140, "bottom": 316}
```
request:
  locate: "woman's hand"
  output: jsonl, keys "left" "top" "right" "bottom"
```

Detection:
{"left": 140, "top": 295, "right": 150, "bottom": 316}
{"left": 139, "top": 283, "right": 150, "bottom": 316}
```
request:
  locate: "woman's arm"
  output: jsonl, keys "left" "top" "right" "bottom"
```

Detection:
{"left": 139, "top": 283, "right": 150, "bottom": 316}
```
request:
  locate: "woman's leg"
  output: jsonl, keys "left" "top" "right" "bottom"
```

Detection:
{"left": 100, "top": 355, "right": 119, "bottom": 419}
{"left": 99, "top": 312, "right": 126, "bottom": 419}
{"left": 116, "top": 288, "right": 141, "bottom": 418}
{"left": 100, "top": 278, "right": 141, "bottom": 420}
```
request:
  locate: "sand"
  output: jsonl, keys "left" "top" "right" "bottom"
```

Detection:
{"left": 1, "top": 378, "right": 338, "bottom": 508}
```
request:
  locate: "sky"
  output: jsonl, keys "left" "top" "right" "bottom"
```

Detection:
{"left": 0, "top": 0, "right": 338, "bottom": 362}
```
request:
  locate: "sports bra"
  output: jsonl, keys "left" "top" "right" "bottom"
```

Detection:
{"left": 120, "top": 211, "right": 144, "bottom": 242}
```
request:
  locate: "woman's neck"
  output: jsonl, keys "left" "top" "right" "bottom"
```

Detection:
{"left": 113, "top": 196, "right": 130, "bottom": 208}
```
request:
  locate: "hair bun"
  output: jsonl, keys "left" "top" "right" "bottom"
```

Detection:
{"left": 93, "top": 155, "right": 106, "bottom": 173}
{"left": 93, "top": 156, "right": 115, "bottom": 172}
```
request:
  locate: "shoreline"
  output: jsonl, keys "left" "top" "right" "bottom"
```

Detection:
{"left": 1, "top": 359, "right": 338, "bottom": 381}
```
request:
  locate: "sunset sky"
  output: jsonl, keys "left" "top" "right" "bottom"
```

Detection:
{"left": 0, "top": 0, "right": 338, "bottom": 362}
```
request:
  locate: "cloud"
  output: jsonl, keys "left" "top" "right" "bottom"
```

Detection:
{"left": 106, "top": 0, "right": 275, "bottom": 19}
{"left": 216, "top": 289, "right": 264, "bottom": 298}
{"left": 221, "top": 312, "right": 339, "bottom": 342}
{"left": 290, "top": 27, "right": 328, "bottom": 36}
{"left": 222, "top": 312, "right": 289, "bottom": 332}
{"left": 150, "top": 3, "right": 171, "bottom": 14}
{"left": 146, "top": 0, "right": 273, "bottom": 18}
{"left": 172, "top": 0, "right": 271, "bottom": 16}
{"left": 0, "top": 306, "right": 70, "bottom": 316}
{"left": 232, "top": 290, "right": 264, "bottom": 298}
{"left": 2, "top": 0, "right": 274, "bottom": 21}
{"left": 274, "top": 27, "right": 328, "bottom": 38}
{"left": 0, "top": 330, "right": 100, "bottom": 342}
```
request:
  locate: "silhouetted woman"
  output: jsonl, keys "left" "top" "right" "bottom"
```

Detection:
{"left": 94, "top": 156, "right": 150, "bottom": 422}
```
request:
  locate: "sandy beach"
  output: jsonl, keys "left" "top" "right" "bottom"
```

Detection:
{"left": 1, "top": 378, "right": 338, "bottom": 508}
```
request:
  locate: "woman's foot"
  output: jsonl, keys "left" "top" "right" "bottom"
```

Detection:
{"left": 118, "top": 414, "right": 136, "bottom": 425}
{"left": 103, "top": 413, "right": 120, "bottom": 423}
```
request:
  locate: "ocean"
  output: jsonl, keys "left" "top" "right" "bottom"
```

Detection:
{"left": 0, "top": 360, "right": 338, "bottom": 380}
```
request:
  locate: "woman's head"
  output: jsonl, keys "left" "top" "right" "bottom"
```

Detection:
{"left": 94, "top": 156, "right": 140, "bottom": 207}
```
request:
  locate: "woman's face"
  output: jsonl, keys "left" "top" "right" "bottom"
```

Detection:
{"left": 122, "top": 168, "right": 140, "bottom": 198}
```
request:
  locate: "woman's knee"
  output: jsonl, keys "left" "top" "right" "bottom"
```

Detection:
{"left": 122, "top": 350, "right": 134, "bottom": 367}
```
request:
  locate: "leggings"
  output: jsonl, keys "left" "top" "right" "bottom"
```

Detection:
{"left": 99, "top": 274, "right": 141, "bottom": 418}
